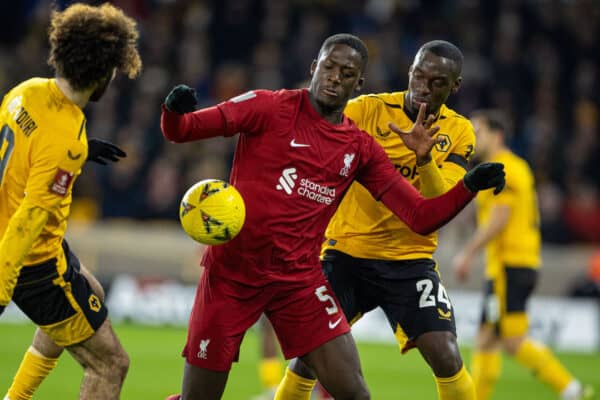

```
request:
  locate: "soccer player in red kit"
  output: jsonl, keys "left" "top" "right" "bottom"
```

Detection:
{"left": 160, "top": 34, "right": 504, "bottom": 400}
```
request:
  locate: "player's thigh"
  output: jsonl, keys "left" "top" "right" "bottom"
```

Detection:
{"left": 32, "top": 328, "right": 64, "bottom": 359}
{"left": 183, "top": 269, "right": 266, "bottom": 372}
{"left": 379, "top": 260, "right": 456, "bottom": 354}
{"left": 300, "top": 332, "right": 369, "bottom": 399}
{"left": 322, "top": 250, "right": 378, "bottom": 324}
{"left": 11, "top": 241, "right": 108, "bottom": 347}
{"left": 79, "top": 264, "right": 105, "bottom": 301}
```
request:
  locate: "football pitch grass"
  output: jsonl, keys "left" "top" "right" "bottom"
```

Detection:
{"left": 1, "top": 323, "right": 598, "bottom": 399}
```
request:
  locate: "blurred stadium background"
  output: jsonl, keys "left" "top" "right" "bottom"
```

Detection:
{"left": 1, "top": 0, "right": 599, "bottom": 399}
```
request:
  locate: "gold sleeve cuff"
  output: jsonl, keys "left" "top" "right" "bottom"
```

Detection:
{"left": 416, "top": 158, "right": 449, "bottom": 198}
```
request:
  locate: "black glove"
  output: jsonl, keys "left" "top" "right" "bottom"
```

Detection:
{"left": 164, "top": 84, "right": 198, "bottom": 114}
{"left": 463, "top": 162, "right": 505, "bottom": 194}
{"left": 87, "top": 138, "right": 127, "bottom": 165}
{"left": 0, "top": 304, "right": 5, "bottom": 317}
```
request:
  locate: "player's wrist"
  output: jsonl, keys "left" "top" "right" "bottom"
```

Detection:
{"left": 416, "top": 154, "right": 433, "bottom": 168}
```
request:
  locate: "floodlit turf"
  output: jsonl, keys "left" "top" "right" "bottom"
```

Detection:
{"left": 0, "top": 322, "right": 598, "bottom": 399}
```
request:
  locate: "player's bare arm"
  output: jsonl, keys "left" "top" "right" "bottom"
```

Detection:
{"left": 452, "top": 204, "right": 511, "bottom": 282}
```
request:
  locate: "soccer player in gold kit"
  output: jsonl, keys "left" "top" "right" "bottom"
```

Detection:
{"left": 0, "top": 4, "right": 141, "bottom": 400}
{"left": 452, "top": 110, "right": 593, "bottom": 400}
{"left": 276, "top": 40, "right": 477, "bottom": 400}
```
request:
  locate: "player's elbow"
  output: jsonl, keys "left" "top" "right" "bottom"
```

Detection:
{"left": 411, "top": 222, "right": 435, "bottom": 236}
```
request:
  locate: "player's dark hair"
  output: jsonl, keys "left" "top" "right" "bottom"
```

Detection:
{"left": 48, "top": 3, "right": 142, "bottom": 91}
{"left": 471, "top": 109, "right": 511, "bottom": 137}
{"left": 319, "top": 33, "right": 368, "bottom": 70}
{"left": 419, "top": 40, "right": 463, "bottom": 74}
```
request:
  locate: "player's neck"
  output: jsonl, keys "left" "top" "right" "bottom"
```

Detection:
{"left": 308, "top": 92, "right": 344, "bottom": 124}
{"left": 54, "top": 77, "right": 92, "bottom": 109}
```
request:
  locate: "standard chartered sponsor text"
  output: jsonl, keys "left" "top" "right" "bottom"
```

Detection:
{"left": 297, "top": 178, "right": 336, "bottom": 204}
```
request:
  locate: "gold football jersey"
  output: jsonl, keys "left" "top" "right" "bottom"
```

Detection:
{"left": 476, "top": 150, "right": 540, "bottom": 278}
{"left": 324, "top": 91, "right": 475, "bottom": 260}
{"left": 0, "top": 78, "right": 87, "bottom": 265}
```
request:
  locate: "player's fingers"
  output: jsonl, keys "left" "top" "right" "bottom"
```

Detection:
{"left": 107, "top": 143, "right": 127, "bottom": 157}
{"left": 428, "top": 126, "right": 441, "bottom": 137}
{"left": 424, "top": 114, "right": 436, "bottom": 129}
{"left": 493, "top": 178, "right": 506, "bottom": 195}
{"left": 415, "top": 102, "right": 426, "bottom": 125}
{"left": 388, "top": 121, "right": 408, "bottom": 135}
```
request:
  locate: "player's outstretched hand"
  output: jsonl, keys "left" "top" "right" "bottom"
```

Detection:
{"left": 165, "top": 84, "right": 198, "bottom": 114}
{"left": 87, "top": 138, "right": 127, "bottom": 165}
{"left": 463, "top": 162, "right": 505, "bottom": 194}
{"left": 388, "top": 102, "right": 440, "bottom": 164}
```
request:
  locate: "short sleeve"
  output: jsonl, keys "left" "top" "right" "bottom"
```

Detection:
{"left": 355, "top": 134, "right": 400, "bottom": 199}
{"left": 444, "top": 122, "right": 476, "bottom": 171}
{"left": 344, "top": 95, "right": 371, "bottom": 127}
{"left": 25, "top": 136, "right": 86, "bottom": 211}
{"left": 216, "top": 90, "right": 277, "bottom": 136}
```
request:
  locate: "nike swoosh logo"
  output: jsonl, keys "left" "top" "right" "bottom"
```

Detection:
{"left": 290, "top": 139, "right": 310, "bottom": 148}
{"left": 328, "top": 317, "right": 343, "bottom": 329}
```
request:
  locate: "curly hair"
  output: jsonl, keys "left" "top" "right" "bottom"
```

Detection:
{"left": 48, "top": 3, "right": 142, "bottom": 91}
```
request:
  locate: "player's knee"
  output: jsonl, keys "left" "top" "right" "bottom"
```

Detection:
{"left": 418, "top": 332, "right": 463, "bottom": 377}
{"left": 92, "top": 348, "right": 129, "bottom": 383}
{"left": 289, "top": 357, "right": 316, "bottom": 380}
{"left": 501, "top": 336, "right": 524, "bottom": 356}
{"left": 429, "top": 349, "right": 463, "bottom": 378}
{"left": 330, "top": 375, "right": 370, "bottom": 400}
{"left": 112, "top": 348, "right": 130, "bottom": 380}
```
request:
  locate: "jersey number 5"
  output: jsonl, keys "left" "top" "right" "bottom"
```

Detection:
{"left": 315, "top": 285, "right": 339, "bottom": 315}
{"left": 0, "top": 125, "right": 15, "bottom": 186}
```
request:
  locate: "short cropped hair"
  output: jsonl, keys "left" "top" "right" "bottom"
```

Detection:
{"left": 318, "top": 33, "right": 369, "bottom": 70}
{"left": 471, "top": 109, "right": 512, "bottom": 138}
{"left": 418, "top": 40, "right": 463, "bottom": 74}
{"left": 48, "top": 3, "right": 142, "bottom": 91}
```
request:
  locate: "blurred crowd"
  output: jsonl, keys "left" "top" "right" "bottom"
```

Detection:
{"left": 0, "top": 0, "right": 599, "bottom": 243}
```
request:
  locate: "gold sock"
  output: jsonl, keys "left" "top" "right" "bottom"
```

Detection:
{"left": 259, "top": 357, "right": 283, "bottom": 391}
{"left": 471, "top": 351, "right": 501, "bottom": 400}
{"left": 274, "top": 367, "right": 316, "bottom": 400}
{"left": 6, "top": 347, "right": 58, "bottom": 400}
{"left": 434, "top": 365, "right": 476, "bottom": 400}
{"left": 514, "top": 339, "right": 574, "bottom": 393}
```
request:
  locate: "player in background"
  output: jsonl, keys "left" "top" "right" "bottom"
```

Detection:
{"left": 251, "top": 317, "right": 284, "bottom": 400}
{"left": 0, "top": 4, "right": 141, "bottom": 400}
{"left": 277, "top": 40, "right": 477, "bottom": 400}
{"left": 161, "top": 33, "right": 504, "bottom": 400}
{"left": 452, "top": 110, "right": 593, "bottom": 400}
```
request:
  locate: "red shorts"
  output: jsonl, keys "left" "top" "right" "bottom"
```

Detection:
{"left": 182, "top": 267, "right": 350, "bottom": 371}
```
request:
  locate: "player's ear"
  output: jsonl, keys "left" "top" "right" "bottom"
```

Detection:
{"left": 355, "top": 76, "right": 364, "bottom": 92}
{"left": 452, "top": 76, "right": 462, "bottom": 94}
{"left": 310, "top": 60, "right": 317, "bottom": 76}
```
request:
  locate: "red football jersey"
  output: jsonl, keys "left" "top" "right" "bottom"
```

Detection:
{"left": 201, "top": 89, "right": 399, "bottom": 285}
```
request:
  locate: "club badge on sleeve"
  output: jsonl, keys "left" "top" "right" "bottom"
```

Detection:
{"left": 49, "top": 168, "right": 74, "bottom": 196}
